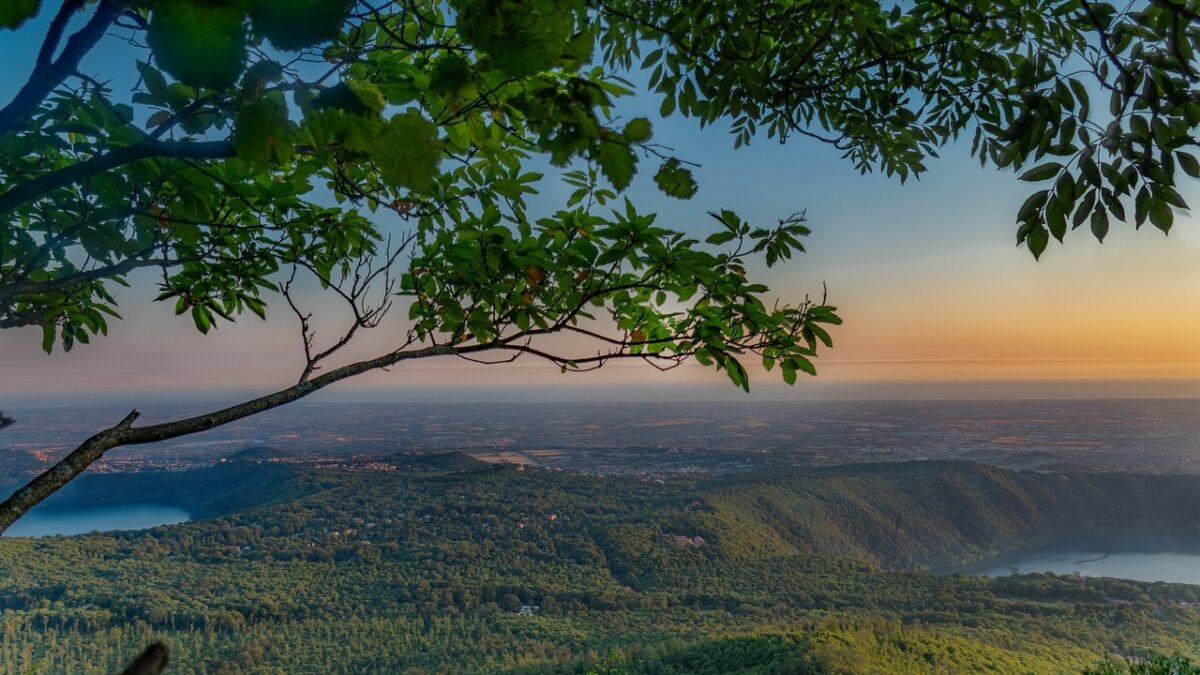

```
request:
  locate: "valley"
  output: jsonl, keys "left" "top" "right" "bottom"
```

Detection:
{"left": 6, "top": 400, "right": 1200, "bottom": 481}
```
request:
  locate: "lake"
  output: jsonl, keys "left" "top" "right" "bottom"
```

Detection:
{"left": 3, "top": 504, "right": 191, "bottom": 537}
{"left": 961, "top": 533, "right": 1200, "bottom": 585}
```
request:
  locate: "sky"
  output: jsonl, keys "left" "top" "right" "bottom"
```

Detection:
{"left": 1, "top": 6, "right": 1199, "bottom": 406}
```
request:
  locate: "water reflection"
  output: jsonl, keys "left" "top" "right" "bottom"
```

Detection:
{"left": 4, "top": 504, "right": 191, "bottom": 537}
{"left": 961, "top": 533, "right": 1200, "bottom": 585}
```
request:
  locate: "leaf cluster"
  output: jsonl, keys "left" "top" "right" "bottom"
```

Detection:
{"left": 598, "top": 0, "right": 1200, "bottom": 257}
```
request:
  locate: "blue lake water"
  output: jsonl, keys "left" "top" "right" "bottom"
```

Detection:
{"left": 962, "top": 534, "right": 1200, "bottom": 585}
{"left": 3, "top": 504, "right": 191, "bottom": 537}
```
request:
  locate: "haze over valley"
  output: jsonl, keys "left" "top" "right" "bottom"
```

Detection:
{"left": 5, "top": 399, "right": 1200, "bottom": 480}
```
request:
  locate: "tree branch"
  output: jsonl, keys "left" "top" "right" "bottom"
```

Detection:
{"left": 0, "top": 140, "right": 235, "bottom": 215}
{"left": 0, "top": 253, "right": 175, "bottom": 303}
{"left": 36, "top": 0, "right": 85, "bottom": 68}
{"left": 0, "top": 341, "right": 474, "bottom": 534}
{"left": 120, "top": 642, "right": 169, "bottom": 675}
{"left": 0, "top": 0, "right": 119, "bottom": 136}
{"left": 1079, "top": 0, "right": 1136, "bottom": 87}
{"left": 1149, "top": 0, "right": 1200, "bottom": 24}
{"left": 0, "top": 313, "right": 40, "bottom": 329}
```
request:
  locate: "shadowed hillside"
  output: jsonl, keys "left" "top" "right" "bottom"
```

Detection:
{"left": 693, "top": 462, "right": 1200, "bottom": 569}
{"left": 25, "top": 462, "right": 307, "bottom": 519}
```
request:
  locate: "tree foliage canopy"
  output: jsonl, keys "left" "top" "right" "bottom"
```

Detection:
{"left": 0, "top": 0, "right": 852, "bottom": 392}
{"left": 1, "top": 0, "right": 1197, "bottom": 369}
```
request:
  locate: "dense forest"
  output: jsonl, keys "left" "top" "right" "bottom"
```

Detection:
{"left": 2, "top": 458, "right": 1200, "bottom": 673}
{"left": 697, "top": 462, "right": 1200, "bottom": 569}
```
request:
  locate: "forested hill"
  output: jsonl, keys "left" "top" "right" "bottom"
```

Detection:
{"left": 21, "top": 457, "right": 1200, "bottom": 573}
{"left": 3, "top": 459, "right": 1200, "bottom": 672}
{"left": 695, "top": 461, "right": 1200, "bottom": 569}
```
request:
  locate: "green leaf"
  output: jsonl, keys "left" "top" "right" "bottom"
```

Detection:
{"left": 597, "top": 141, "right": 636, "bottom": 191}
{"left": 660, "top": 94, "right": 676, "bottom": 117}
{"left": 375, "top": 111, "right": 443, "bottom": 192}
{"left": 654, "top": 159, "right": 698, "bottom": 199}
{"left": 1045, "top": 196, "right": 1067, "bottom": 242}
{"left": 1134, "top": 186, "right": 1151, "bottom": 226}
{"left": 725, "top": 358, "right": 749, "bottom": 392}
{"left": 1081, "top": 157, "right": 1102, "bottom": 187}
{"left": 246, "top": 0, "right": 352, "bottom": 50}
{"left": 1148, "top": 199, "right": 1174, "bottom": 233}
{"left": 137, "top": 61, "right": 170, "bottom": 103}
{"left": 706, "top": 230, "right": 736, "bottom": 245}
{"left": 781, "top": 361, "right": 797, "bottom": 385}
{"left": 1090, "top": 206, "right": 1109, "bottom": 242}
{"left": 1026, "top": 224, "right": 1049, "bottom": 259}
{"left": 1019, "top": 162, "right": 1062, "bottom": 182}
{"left": 0, "top": 0, "right": 39, "bottom": 29}
{"left": 244, "top": 297, "right": 267, "bottom": 320}
{"left": 146, "top": 110, "right": 172, "bottom": 128}
{"left": 1069, "top": 79, "right": 1090, "bottom": 117}
{"left": 232, "top": 93, "right": 294, "bottom": 168}
{"left": 312, "top": 82, "right": 385, "bottom": 115}
{"left": 1074, "top": 190, "right": 1096, "bottom": 229}
{"left": 241, "top": 59, "right": 285, "bottom": 94}
{"left": 40, "top": 323, "right": 54, "bottom": 354}
{"left": 1154, "top": 186, "right": 1188, "bottom": 210}
{"left": 430, "top": 55, "right": 475, "bottom": 97}
{"left": 808, "top": 324, "right": 833, "bottom": 348}
{"left": 1179, "top": 152, "right": 1200, "bottom": 179}
{"left": 191, "top": 305, "right": 212, "bottom": 334}
{"left": 147, "top": 0, "right": 247, "bottom": 89}
{"left": 1016, "top": 190, "right": 1048, "bottom": 221}
{"left": 623, "top": 117, "right": 652, "bottom": 143}
{"left": 455, "top": 0, "right": 575, "bottom": 77}
{"left": 1054, "top": 172, "right": 1076, "bottom": 204}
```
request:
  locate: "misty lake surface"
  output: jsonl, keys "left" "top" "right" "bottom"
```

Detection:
{"left": 3, "top": 504, "right": 191, "bottom": 537}
{"left": 962, "top": 533, "right": 1200, "bottom": 585}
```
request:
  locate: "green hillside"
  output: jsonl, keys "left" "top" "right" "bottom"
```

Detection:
{"left": 697, "top": 462, "right": 1200, "bottom": 568}
{"left": 1, "top": 461, "right": 1199, "bottom": 673}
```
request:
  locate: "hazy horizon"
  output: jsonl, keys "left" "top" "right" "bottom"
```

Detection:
{"left": 3, "top": 378, "right": 1200, "bottom": 410}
